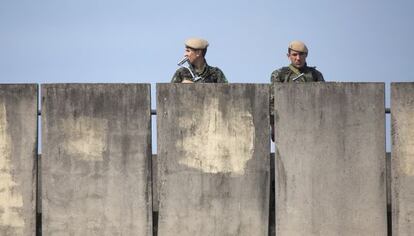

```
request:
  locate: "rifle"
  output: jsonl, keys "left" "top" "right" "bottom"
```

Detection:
{"left": 177, "top": 57, "right": 203, "bottom": 82}
{"left": 292, "top": 73, "right": 304, "bottom": 81}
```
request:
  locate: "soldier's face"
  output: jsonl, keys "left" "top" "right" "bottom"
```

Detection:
{"left": 288, "top": 50, "right": 307, "bottom": 68}
{"left": 184, "top": 47, "right": 202, "bottom": 64}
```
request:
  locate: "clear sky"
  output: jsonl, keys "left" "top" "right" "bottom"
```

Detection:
{"left": 1, "top": 0, "right": 413, "bottom": 152}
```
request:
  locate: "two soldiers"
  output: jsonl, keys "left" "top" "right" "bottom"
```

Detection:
{"left": 171, "top": 39, "right": 324, "bottom": 141}
{"left": 171, "top": 38, "right": 323, "bottom": 85}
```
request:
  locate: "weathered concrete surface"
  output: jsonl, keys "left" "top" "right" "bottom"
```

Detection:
{"left": 152, "top": 154, "right": 158, "bottom": 212}
{"left": 274, "top": 83, "right": 386, "bottom": 235}
{"left": 42, "top": 84, "right": 152, "bottom": 236}
{"left": 157, "top": 84, "right": 270, "bottom": 236}
{"left": 0, "top": 84, "right": 37, "bottom": 236}
{"left": 391, "top": 83, "right": 414, "bottom": 236}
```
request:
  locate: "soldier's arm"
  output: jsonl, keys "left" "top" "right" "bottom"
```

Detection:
{"left": 269, "top": 69, "right": 283, "bottom": 118}
{"left": 270, "top": 70, "right": 282, "bottom": 142}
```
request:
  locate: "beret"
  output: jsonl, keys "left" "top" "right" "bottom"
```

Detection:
{"left": 288, "top": 40, "right": 308, "bottom": 53}
{"left": 185, "top": 38, "right": 209, "bottom": 50}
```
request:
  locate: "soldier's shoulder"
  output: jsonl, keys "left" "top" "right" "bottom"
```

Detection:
{"left": 171, "top": 67, "right": 189, "bottom": 83}
{"left": 174, "top": 67, "right": 188, "bottom": 74}
{"left": 305, "top": 65, "right": 321, "bottom": 73}
{"left": 209, "top": 66, "right": 227, "bottom": 83}
{"left": 271, "top": 67, "right": 289, "bottom": 82}
{"left": 208, "top": 65, "right": 225, "bottom": 74}
{"left": 308, "top": 66, "right": 324, "bottom": 81}
{"left": 271, "top": 66, "right": 289, "bottom": 75}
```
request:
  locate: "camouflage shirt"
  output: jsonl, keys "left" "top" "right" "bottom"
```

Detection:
{"left": 270, "top": 64, "right": 324, "bottom": 116}
{"left": 171, "top": 62, "right": 228, "bottom": 83}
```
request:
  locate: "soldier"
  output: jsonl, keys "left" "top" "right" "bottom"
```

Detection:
{"left": 270, "top": 40, "right": 325, "bottom": 141}
{"left": 171, "top": 37, "right": 228, "bottom": 83}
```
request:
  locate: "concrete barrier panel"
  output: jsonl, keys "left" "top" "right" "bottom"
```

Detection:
{"left": 42, "top": 84, "right": 152, "bottom": 235}
{"left": 0, "top": 84, "right": 37, "bottom": 236}
{"left": 274, "top": 83, "right": 386, "bottom": 235}
{"left": 391, "top": 83, "right": 414, "bottom": 235}
{"left": 157, "top": 84, "right": 270, "bottom": 236}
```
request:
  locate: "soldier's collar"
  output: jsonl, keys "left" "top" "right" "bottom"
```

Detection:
{"left": 288, "top": 64, "right": 301, "bottom": 75}
{"left": 289, "top": 63, "right": 309, "bottom": 74}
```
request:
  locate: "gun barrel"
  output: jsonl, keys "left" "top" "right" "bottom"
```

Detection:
{"left": 292, "top": 73, "right": 304, "bottom": 81}
{"left": 177, "top": 57, "right": 189, "bottom": 66}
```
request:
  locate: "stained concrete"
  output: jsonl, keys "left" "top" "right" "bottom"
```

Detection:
{"left": 274, "top": 83, "right": 386, "bottom": 235}
{"left": 0, "top": 84, "right": 37, "bottom": 236}
{"left": 391, "top": 83, "right": 414, "bottom": 236}
{"left": 42, "top": 84, "right": 152, "bottom": 236}
{"left": 157, "top": 84, "right": 270, "bottom": 236}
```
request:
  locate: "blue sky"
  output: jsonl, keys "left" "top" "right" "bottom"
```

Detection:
{"left": 2, "top": 0, "right": 413, "bottom": 86}
{"left": 1, "top": 0, "right": 413, "bottom": 152}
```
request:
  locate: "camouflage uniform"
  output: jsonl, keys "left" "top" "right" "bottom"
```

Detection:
{"left": 171, "top": 62, "right": 228, "bottom": 83}
{"left": 270, "top": 64, "right": 324, "bottom": 116}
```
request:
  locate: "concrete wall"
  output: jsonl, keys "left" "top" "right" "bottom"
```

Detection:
{"left": 157, "top": 84, "right": 270, "bottom": 236}
{"left": 41, "top": 84, "right": 152, "bottom": 236}
{"left": 0, "top": 83, "right": 402, "bottom": 235}
{"left": 0, "top": 85, "right": 37, "bottom": 236}
{"left": 391, "top": 83, "right": 414, "bottom": 236}
{"left": 274, "top": 83, "right": 387, "bottom": 235}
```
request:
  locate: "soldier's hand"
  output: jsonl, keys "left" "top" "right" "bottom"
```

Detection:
{"left": 182, "top": 79, "right": 194, "bottom": 83}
